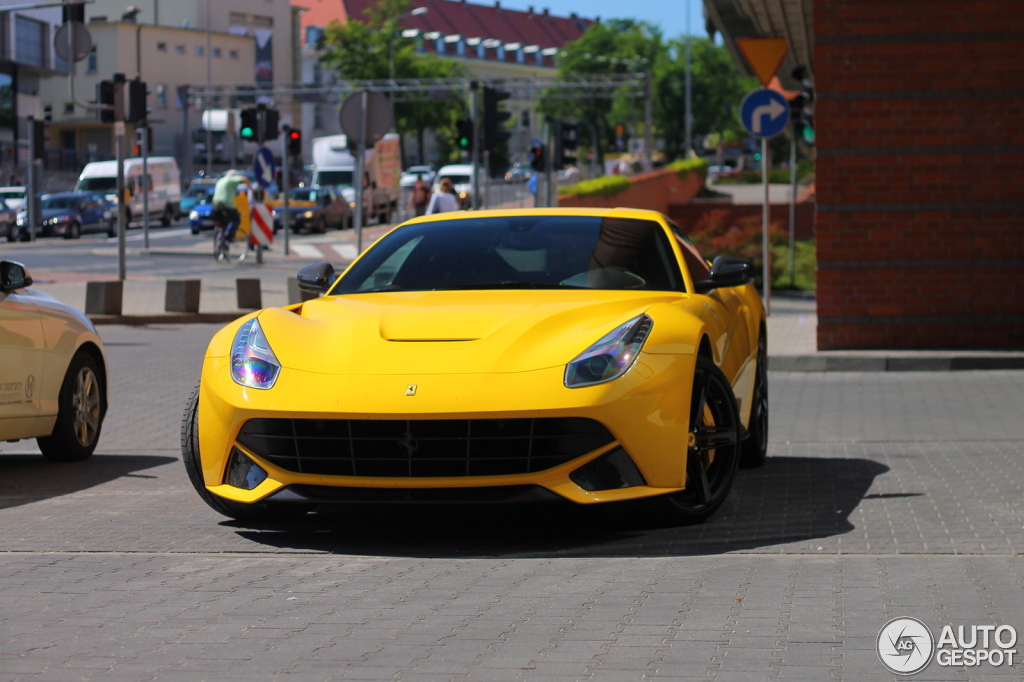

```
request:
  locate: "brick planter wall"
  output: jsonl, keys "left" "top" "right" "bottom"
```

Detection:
{"left": 557, "top": 167, "right": 704, "bottom": 213}
{"left": 814, "top": 0, "right": 1024, "bottom": 349}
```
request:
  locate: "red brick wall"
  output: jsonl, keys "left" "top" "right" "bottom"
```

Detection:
{"left": 557, "top": 167, "right": 704, "bottom": 212}
{"left": 669, "top": 202, "right": 816, "bottom": 241}
{"left": 814, "top": 0, "right": 1024, "bottom": 349}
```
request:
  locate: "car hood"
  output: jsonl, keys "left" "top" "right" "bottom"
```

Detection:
{"left": 42, "top": 208, "right": 75, "bottom": 219}
{"left": 256, "top": 290, "right": 692, "bottom": 376}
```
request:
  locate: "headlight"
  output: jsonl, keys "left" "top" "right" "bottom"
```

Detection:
{"left": 349, "top": 201, "right": 356, "bottom": 208}
{"left": 189, "top": 210, "right": 200, "bottom": 221}
{"left": 564, "top": 315, "right": 653, "bottom": 388}
{"left": 230, "top": 318, "right": 281, "bottom": 390}
{"left": 458, "top": 192, "right": 467, "bottom": 198}
{"left": 303, "top": 211, "right": 314, "bottom": 219}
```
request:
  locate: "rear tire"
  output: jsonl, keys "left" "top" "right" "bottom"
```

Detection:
{"left": 181, "top": 386, "right": 309, "bottom": 522}
{"left": 740, "top": 334, "right": 769, "bottom": 469}
{"left": 6, "top": 221, "right": 15, "bottom": 242}
{"left": 107, "top": 220, "right": 116, "bottom": 238}
{"left": 161, "top": 204, "right": 173, "bottom": 227}
{"left": 650, "top": 356, "right": 741, "bottom": 525}
{"left": 37, "top": 351, "right": 105, "bottom": 462}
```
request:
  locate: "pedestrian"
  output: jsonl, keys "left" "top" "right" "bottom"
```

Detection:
{"left": 409, "top": 177, "right": 431, "bottom": 217}
{"left": 425, "top": 178, "right": 459, "bottom": 215}
{"left": 212, "top": 170, "right": 252, "bottom": 242}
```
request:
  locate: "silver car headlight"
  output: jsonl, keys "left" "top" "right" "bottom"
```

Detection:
{"left": 564, "top": 315, "right": 653, "bottom": 388}
{"left": 230, "top": 318, "right": 281, "bottom": 390}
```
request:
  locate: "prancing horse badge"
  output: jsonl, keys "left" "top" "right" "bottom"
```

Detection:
{"left": 405, "top": 384, "right": 418, "bottom": 396}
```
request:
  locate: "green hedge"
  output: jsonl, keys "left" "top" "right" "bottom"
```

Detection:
{"left": 667, "top": 157, "right": 709, "bottom": 182}
{"left": 558, "top": 175, "right": 631, "bottom": 197}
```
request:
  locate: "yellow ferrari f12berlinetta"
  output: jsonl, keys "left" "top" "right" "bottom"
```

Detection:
{"left": 182, "top": 208, "right": 768, "bottom": 525}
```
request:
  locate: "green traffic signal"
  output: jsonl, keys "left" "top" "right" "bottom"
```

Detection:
{"left": 753, "top": 152, "right": 762, "bottom": 161}
{"left": 240, "top": 127, "right": 255, "bottom": 139}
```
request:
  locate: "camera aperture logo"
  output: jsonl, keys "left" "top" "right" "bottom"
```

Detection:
{"left": 878, "top": 618, "right": 1018, "bottom": 675}
{"left": 878, "top": 617, "right": 933, "bottom": 675}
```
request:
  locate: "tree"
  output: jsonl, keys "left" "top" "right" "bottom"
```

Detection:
{"left": 654, "top": 38, "right": 753, "bottom": 161}
{"left": 319, "top": 0, "right": 468, "bottom": 164}
{"left": 540, "top": 19, "right": 664, "bottom": 168}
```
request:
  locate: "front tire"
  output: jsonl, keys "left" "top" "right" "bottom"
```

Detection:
{"left": 37, "top": 351, "right": 105, "bottom": 462}
{"left": 161, "top": 204, "right": 173, "bottom": 227}
{"left": 652, "top": 356, "right": 741, "bottom": 525}
{"left": 64, "top": 221, "right": 81, "bottom": 239}
{"left": 181, "top": 386, "right": 308, "bottom": 522}
{"left": 740, "top": 334, "right": 769, "bottom": 468}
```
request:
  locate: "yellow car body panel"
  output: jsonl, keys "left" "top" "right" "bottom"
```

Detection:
{"left": 193, "top": 207, "right": 765, "bottom": 509}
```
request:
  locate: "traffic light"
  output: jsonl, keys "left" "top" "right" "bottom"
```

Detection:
{"left": 31, "top": 119, "right": 45, "bottom": 161}
{"left": 239, "top": 107, "right": 258, "bottom": 141}
{"left": 287, "top": 128, "right": 301, "bottom": 156}
{"left": 97, "top": 79, "right": 115, "bottom": 123}
{"left": 553, "top": 120, "right": 578, "bottom": 171}
{"left": 262, "top": 106, "right": 280, "bottom": 141}
{"left": 126, "top": 78, "right": 148, "bottom": 123}
{"left": 482, "top": 85, "right": 511, "bottom": 152}
{"left": 529, "top": 143, "right": 545, "bottom": 171}
{"left": 455, "top": 118, "right": 473, "bottom": 151}
{"left": 791, "top": 66, "right": 815, "bottom": 145}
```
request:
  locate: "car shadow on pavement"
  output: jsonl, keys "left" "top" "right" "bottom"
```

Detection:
{"left": 0, "top": 454, "right": 177, "bottom": 511}
{"left": 230, "top": 456, "right": 890, "bottom": 558}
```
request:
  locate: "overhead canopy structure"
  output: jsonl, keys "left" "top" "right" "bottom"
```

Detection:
{"left": 703, "top": 0, "right": 813, "bottom": 88}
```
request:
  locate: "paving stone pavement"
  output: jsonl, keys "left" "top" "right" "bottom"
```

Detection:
{"left": 1, "top": 325, "right": 1023, "bottom": 681}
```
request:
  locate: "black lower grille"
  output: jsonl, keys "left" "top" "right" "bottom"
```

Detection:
{"left": 236, "top": 417, "right": 614, "bottom": 478}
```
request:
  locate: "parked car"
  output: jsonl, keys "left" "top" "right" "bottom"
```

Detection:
{"left": 270, "top": 187, "right": 350, "bottom": 233}
{"left": 400, "top": 165, "right": 435, "bottom": 188}
{"left": 0, "top": 186, "right": 27, "bottom": 212}
{"left": 0, "top": 199, "right": 16, "bottom": 242}
{"left": 180, "top": 208, "right": 767, "bottom": 523}
{"left": 188, "top": 202, "right": 216, "bottom": 235}
{"left": 11, "top": 192, "right": 116, "bottom": 241}
{"left": 504, "top": 164, "right": 532, "bottom": 183}
{"left": 0, "top": 260, "right": 108, "bottom": 461}
{"left": 433, "top": 164, "right": 482, "bottom": 209}
{"left": 180, "top": 180, "right": 218, "bottom": 216}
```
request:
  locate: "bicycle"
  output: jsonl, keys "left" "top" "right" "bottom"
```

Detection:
{"left": 212, "top": 209, "right": 248, "bottom": 263}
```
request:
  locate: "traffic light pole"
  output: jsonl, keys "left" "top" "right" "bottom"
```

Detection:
{"left": 761, "top": 137, "right": 771, "bottom": 316}
{"left": 114, "top": 74, "right": 127, "bottom": 282}
{"left": 141, "top": 123, "right": 149, "bottom": 250}
{"left": 469, "top": 82, "right": 479, "bottom": 210}
{"left": 26, "top": 117, "right": 36, "bottom": 242}
{"left": 282, "top": 125, "right": 291, "bottom": 257}
{"left": 354, "top": 91, "right": 368, "bottom": 253}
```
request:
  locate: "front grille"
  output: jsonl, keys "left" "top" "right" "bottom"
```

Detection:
{"left": 236, "top": 417, "right": 614, "bottom": 478}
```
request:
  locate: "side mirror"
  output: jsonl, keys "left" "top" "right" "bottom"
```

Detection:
{"left": 693, "top": 255, "right": 754, "bottom": 293}
{"left": 0, "top": 260, "right": 32, "bottom": 293}
{"left": 296, "top": 261, "right": 336, "bottom": 295}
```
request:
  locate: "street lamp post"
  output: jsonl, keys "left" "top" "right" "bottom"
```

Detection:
{"left": 389, "top": 7, "right": 428, "bottom": 84}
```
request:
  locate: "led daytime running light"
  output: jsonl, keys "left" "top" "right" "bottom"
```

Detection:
{"left": 564, "top": 314, "right": 653, "bottom": 388}
{"left": 230, "top": 318, "right": 282, "bottom": 390}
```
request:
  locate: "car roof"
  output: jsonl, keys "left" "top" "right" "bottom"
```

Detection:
{"left": 399, "top": 207, "right": 668, "bottom": 226}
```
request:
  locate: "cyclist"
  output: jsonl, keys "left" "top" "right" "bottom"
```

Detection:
{"left": 212, "top": 170, "right": 252, "bottom": 247}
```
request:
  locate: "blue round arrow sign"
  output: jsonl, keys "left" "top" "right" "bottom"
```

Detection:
{"left": 252, "top": 147, "right": 276, "bottom": 189}
{"left": 739, "top": 89, "right": 790, "bottom": 139}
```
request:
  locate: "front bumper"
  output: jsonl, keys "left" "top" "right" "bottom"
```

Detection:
{"left": 197, "top": 352, "right": 698, "bottom": 506}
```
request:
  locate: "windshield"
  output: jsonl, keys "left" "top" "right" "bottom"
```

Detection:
{"left": 78, "top": 177, "right": 117, "bottom": 193}
{"left": 316, "top": 170, "right": 353, "bottom": 187}
{"left": 290, "top": 189, "right": 320, "bottom": 202}
{"left": 438, "top": 174, "right": 470, "bottom": 185}
{"left": 43, "top": 196, "right": 81, "bottom": 210}
{"left": 185, "top": 186, "right": 212, "bottom": 199}
{"left": 0, "top": 189, "right": 25, "bottom": 199}
{"left": 333, "top": 215, "right": 684, "bottom": 294}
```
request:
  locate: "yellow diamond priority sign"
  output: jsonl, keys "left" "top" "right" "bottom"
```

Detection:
{"left": 736, "top": 37, "right": 789, "bottom": 87}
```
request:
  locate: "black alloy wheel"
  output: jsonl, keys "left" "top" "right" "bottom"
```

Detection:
{"left": 37, "top": 351, "right": 105, "bottom": 462}
{"left": 64, "top": 220, "right": 81, "bottom": 239}
{"left": 740, "top": 334, "right": 769, "bottom": 468}
{"left": 656, "top": 356, "right": 741, "bottom": 525}
{"left": 181, "top": 386, "right": 309, "bottom": 523}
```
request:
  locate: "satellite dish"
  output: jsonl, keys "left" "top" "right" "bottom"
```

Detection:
{"left": 53, "top": 21, "right": 93, "bottom": 64}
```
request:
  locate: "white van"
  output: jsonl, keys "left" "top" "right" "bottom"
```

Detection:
{"left": 75, "top": 157, "right": 182, "bottom": 226}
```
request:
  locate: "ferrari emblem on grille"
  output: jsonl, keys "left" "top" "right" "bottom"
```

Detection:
{"left": 405, "top": 384, "right": 417, "bottom": 396}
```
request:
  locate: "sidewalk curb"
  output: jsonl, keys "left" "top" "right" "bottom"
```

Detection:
{"left": 89, "top": 312, "right": 246, "bottom": 326}
{"left": 769, "top": 355, "right": 1024, "bottom": 372}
